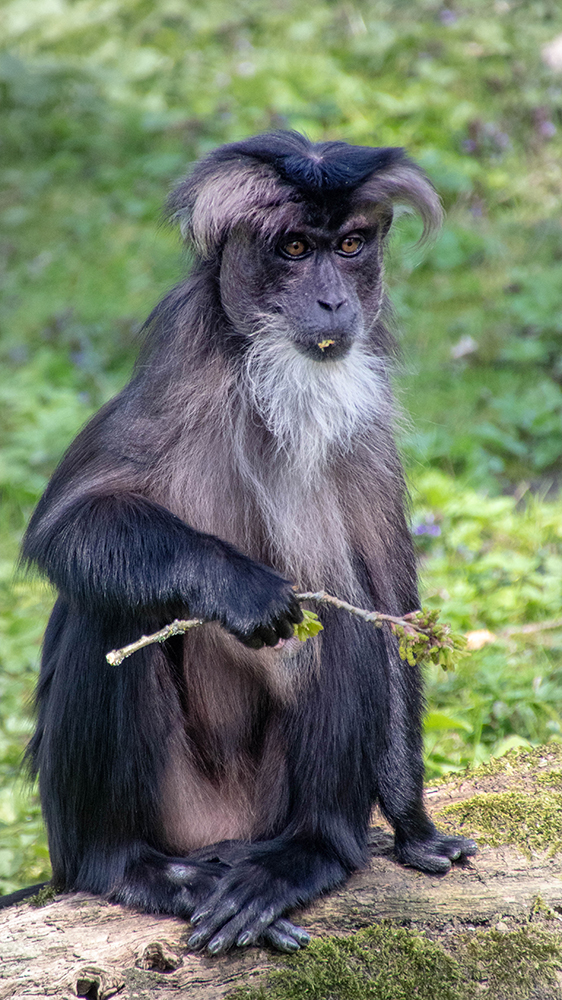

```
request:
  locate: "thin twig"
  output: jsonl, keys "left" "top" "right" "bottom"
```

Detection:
{"left": 295, "top": 591, "right": 421, "bottom": 630}
{"left": 106, "top": 618, "right": 204, "bottom": 665}
{"left": 105, "top": 591, "right": 429, "bottom": 666}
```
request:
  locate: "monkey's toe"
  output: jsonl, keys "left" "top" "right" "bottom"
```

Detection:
{"left": 260, "top": 918, "right": 310, "bottom": 952}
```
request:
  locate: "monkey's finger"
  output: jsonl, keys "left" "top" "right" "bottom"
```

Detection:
{"left": 417, "top": 854, "right": 452, "bottom": 873}
{"left": 189, "top": 893, "right": 257, "bottom": 950}
{"left": 233, "top": 905, "right": 301, "bottom": 950}
{"left": 190, "top": 895, "right": 237, "bottom": 930}
{"left": 270, "top": 615, "right": 295, "bottom": 640}
{"left": 287, "top": 597, "right": 304, "bottom": 623}
{"left": 207, "top": 918, "right": 248, "bottom": 955}
{"left": 399, "top": 846, "right": 453, "bottom": 873}
{"left": 428, "top": 833, "right": 478, "bottom": 860}
{"left": 236, "top": 632, "right": 265, "bottom": 649}
{"left": 188, "top": 921, "right": 232, "bottom": 952}
{"left": 254, "top": 918, "right": 310, "bottom": 952}
{"left": 457, "top": 837, "right": 477, "bottom": 857}
{"left": 440, "top": 836, "right": 477, "bottom": 860}
{"left": 193, "top": 902, "right": 273, "bottom": 954}
{"left": 256, "top": 624, "right": 280, "bottom": 647}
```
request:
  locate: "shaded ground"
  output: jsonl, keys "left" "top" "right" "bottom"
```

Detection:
{"left": 2, "top": 747, "right": 562, "bottom": 1000}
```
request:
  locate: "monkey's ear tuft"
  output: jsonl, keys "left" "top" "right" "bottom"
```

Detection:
{"left": 167, "top": 161, "right": 290, "bottom": 260}
{"left": 353, "top": 162, "right": 443, "bottom": 243}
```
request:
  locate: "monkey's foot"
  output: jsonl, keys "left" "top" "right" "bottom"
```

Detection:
{"left": 186, "top": 840, "right": 345, "bottom": 954}
{"left": 186, "top": 864, "right": 309, "bottom": 954}
{"left": 395, "top": 830, "right": 477, "bottom": 874}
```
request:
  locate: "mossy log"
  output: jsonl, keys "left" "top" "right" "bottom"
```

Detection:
{"left": 2, "top": 747, "right": 562, "bottom": 1000}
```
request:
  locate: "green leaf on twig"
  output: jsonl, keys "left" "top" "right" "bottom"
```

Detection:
{"left": 391, "top": 609, "right": 467, "bottom": 671}
{"left": 293, "top": 609, "right": 324, "bottom": 642}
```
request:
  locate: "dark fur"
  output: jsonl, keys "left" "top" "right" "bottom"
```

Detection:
{"left": 23, "top": 131, "right": 475, "bottom": 954}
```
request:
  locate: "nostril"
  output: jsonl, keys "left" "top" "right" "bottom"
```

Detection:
{"left": 317, "top": 298, "right": 347, "bottom": 312}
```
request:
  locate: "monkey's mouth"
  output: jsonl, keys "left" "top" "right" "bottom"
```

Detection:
{"left": 294, "top": 337, "right": 352, "bottom": 362}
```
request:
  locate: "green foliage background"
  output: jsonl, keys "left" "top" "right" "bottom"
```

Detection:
{"left": 1, "top": 0, "right": 562, "bottom": 893}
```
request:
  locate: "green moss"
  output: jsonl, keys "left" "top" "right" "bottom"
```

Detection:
{"left": 230, "top": 923, "right": 464, "bottom": 1000}
{"left": 480, "top": 745, "right": 562, "bottom": 774}
{"left": 530, "top": 895, "right": 558, "bottom": 922}
{"left": 438, "top": 790, "right": 562, "bottom": 856}
{"left": 456, "top": 927, "right": 562, "bottom": 999}
{"left": 28, "top": 884, "right": 56, "bottom": 907}
{"left": 430, "top": 745, "right": 562, "bottom": 788}
{"left": 229, "top": 924, "right": 562, "bottom": 1000}
{"left": 536, "top": 770, "right": 562, "bottom": 789}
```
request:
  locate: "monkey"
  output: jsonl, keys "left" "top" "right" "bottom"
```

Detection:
{"left": 22, "top": 131, "right": 476, "bottom": 955}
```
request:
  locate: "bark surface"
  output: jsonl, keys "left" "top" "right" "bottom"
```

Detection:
{"left": 2, "top": 753, "right": 561, "bottom": 1000}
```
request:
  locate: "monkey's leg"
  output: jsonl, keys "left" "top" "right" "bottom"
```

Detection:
{"left": 375, "top": 634, "right": 477, "bottom": 873}
{"left": 109, "top": 852, "right": 228, "bottom": 916}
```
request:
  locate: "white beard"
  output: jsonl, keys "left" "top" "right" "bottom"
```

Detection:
{"left": 229, "top": 329, "right": 393, "bottom": 593}
{"left": 241, "top": 330, "right": 390, "bottom": 483}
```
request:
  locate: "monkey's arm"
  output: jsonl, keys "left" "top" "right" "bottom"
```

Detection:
{"left": 23, "top": 492, "right": 301, "bottom": 648}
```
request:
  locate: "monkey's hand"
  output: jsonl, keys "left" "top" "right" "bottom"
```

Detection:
{"left": 395, "top": 827, "right": 477, "bottom": 874}
{"left": 202, "top": 549, "right": 303, "bottom": 649}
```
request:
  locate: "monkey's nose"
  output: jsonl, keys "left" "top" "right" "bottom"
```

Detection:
{"left": 317, "top": 297, "right": 347, "bottom": 312}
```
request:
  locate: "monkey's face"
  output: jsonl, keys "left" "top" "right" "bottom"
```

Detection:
{"left": 219, "top": 207, "right": 390, "bottom": 363}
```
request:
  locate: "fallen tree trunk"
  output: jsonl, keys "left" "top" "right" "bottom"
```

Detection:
{"left": 2, "top": 746, "right": 562, "bottom": 1000}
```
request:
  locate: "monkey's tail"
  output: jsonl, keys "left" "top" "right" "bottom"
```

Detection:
{"left": 0, "top": 881, "right": 52, "bottom": 909}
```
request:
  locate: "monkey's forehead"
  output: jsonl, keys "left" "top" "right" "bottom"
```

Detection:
{"left": 260, "top": 206, "right": 380, "bottom": 240}
{"left": 267, "top": 197, "right": 384, "bottom": 229}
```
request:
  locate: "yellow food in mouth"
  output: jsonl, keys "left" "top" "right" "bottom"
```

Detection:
{"left": 317, "top": 339, "right": 335, "bottom": 350}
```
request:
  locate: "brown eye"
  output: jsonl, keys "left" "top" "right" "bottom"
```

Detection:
{"left": 280, "top": 239, "right": 310, "bottom": 258}
{"left": 338, "top": 235, "right": 364, "bottom": 256}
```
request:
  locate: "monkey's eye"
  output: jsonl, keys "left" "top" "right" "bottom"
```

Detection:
{"left": 337, "top": 235, "right": 364, "bottom": 256}
{"left": 278, "top": 238, "right": 311, "bottom": 259}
